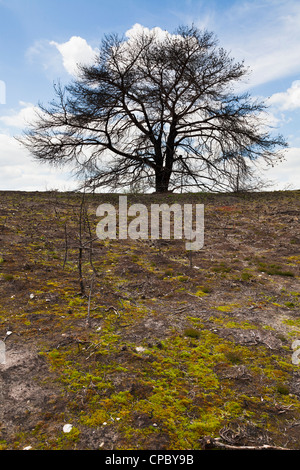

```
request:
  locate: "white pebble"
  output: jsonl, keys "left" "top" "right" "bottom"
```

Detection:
{"left": 63, "top": 424, "right": 73, "bottom": 433}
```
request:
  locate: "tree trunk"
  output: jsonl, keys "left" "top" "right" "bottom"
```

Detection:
{"left": 155, "top": 167, "right": 171, "bottom": 193}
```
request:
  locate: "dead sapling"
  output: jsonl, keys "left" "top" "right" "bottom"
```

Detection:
{"left": 187, "top": 249, "right": 193, "bottom": 268}
{"left": 86, "top": 273, "right": 96, "bottom": 327}
{"left": 76, "top": 191, "right": 99, "bottom": 297}
{"left": 63, "top": 221, "right": 69, "bottom": 269}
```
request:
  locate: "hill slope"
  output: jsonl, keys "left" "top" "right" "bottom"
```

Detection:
{"left": 0, "top": 190, "right": 300, "bottom": 450}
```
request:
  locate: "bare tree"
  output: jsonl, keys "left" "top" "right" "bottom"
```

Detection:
{"left": 20, "top": 25, "right": 287, "bottom": 193}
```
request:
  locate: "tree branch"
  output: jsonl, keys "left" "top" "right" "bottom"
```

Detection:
{"left": 201, "top": 436, "right": 289, "bottom": 451}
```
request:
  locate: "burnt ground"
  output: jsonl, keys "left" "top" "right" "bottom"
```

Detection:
{"left": 0, "top": 189, "right": 300, "bottom": 450}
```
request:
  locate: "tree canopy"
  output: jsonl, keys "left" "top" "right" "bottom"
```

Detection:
{"left": 21, "top": 25, "right": 287, "bottom": 193}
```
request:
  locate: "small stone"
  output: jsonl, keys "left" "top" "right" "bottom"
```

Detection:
{"left": 63, "top": 424, "right": 73, "bottom": 433}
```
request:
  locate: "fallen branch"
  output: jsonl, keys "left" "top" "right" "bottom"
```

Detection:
{"left": 2, "top": 331, "right": 14, "bottom": 342}
{"left": 201, "top": 436, "right": 289, "bottom": 451}
{"left": 105, "top": 306, "right": 120, "bottom": 317}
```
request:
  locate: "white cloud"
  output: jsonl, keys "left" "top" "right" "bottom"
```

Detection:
{"left": 125, "top": 23, "right": 201, "bottom": 47}
{"left": 0, "top": 101, "right": 39, "bottom": 129}
{"left": 0, "top": 101, "right": 79, "bottom": 190}
{"left": 125, "top": 18, "right": 300, "bottom": 101}
{"left": 268, "top": 80, "right": 300, "bottom": 111}
{"left": 2, "top": 20, "right": 298, "bottom": 192}
{"left": 176, "top": 0, "right": 300, "bottom": 90}
{"left": 0, "top": 133, "right": 78, "bottom": 191}
{"left": 50, "top": 36, "right": 98, "bottom": 76}
{"left": 125, "top": 23, "right": 176, "bottom": 42}
{"left": 255, "top": 146, "right": 300, "bottom": 190}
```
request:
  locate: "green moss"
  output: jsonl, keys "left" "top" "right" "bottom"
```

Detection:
{"left": 166, "top": 275, "right": 189, "bottom": 282}
{"left": 225, "top": 351, "right": 243, "bottom": 365}
{"left": 194, "top": 289, "right": 208, "bottom": 297}
{"left": 178, "top": 275, "right": 189, "bottom": 282}
{"left": 216, "top": 305, "right": 232, "bottom": 312}
{"left": 68, "top": 297, "right": 86, "bottom": 307}
{"left": 80, "top": 408, "right": 111, "bottom": 427}
{"left": 1, "top": 273, "right": 14, "bottom": 281}
{"left": 283, "top": 318, "right": 300, "bottom": 328}
{"left": 240, "top": 271, "right": 253, "bottom": 281}
{"left": 0, "top": 441, "right": 8, "bottom": 450}
{"left": 5, "top": 191, "right": 300, "bottom": 449}
{"left": 183, "top": 328, "right": 200, "bottom": 339}
{"left": 276, "top": 384, "right": 290, "bottom": 395}
{"left": 62, "top": 426, "right": 81, "bottom": 443}
{"left": 257, "top": 262, "right": 294, "bottom": 277}
{"left": 214, "top": 303, "right": 241, "bottom": 313}
{"left": 201, "top": 285, "right": 213, "bottom": 293}
{"left": 164, "top": 268, "right": 174, "bottom": 277}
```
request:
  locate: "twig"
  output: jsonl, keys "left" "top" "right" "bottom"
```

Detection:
{"left": 78, "top": 191, "right": 86, "bottom": 296}
{"left": 187, "top": 250, "right": 193, "bottom": 268}
{"left": 86, "top": 274, "right": 96, "bottom": 327}
{"left": 63, "top": 221, "right": 68, "bottom": 269}
{"left": 80, "top": 237, "right": 99, "bottom": 248}
{"left": 3, "top": 331, "right": 15, "bottom": 342}
{"left": 84, "top": 209, "right": 98, "bottom": 275}
{"left": 105, "top": 306, "right": 120, "bottom": 317}
{"left": 201, "top": 436, "right": 289, "bottom": 451}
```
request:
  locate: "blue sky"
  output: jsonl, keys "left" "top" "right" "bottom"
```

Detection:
{"left": 0, "top": 0, "right": 300, "bottom": 191}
